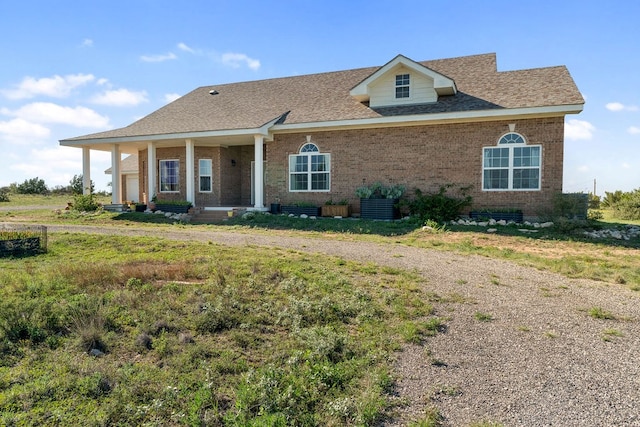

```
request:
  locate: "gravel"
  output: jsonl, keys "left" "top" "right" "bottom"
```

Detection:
{"left": 45, "top": 224, "right": 640, "bottom": 426}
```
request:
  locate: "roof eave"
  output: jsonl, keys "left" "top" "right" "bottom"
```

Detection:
{"left": 272, "top": 104, "right": 585, "bottom": 133}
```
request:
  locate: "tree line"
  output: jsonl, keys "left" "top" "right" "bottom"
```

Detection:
{"left": 590, "top": 189, "right": 640, "bottom": 220}
{"left": 0, "top": 176, "right": 107, "bottom": 202}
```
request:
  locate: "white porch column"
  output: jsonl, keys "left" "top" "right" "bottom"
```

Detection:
{"left": 254, "top": 134, "right": 265, "bottom": 209}
{"left": 82, "top": 146, "right": 91, "bottom": 195}
{"left": 147, "top": 141, "right": 156, "bottom": 204}
{"left": 185, "top": 139, "right": 195, "bottom": 205}
{"left": 111, "top": 144, "right": 121, "bottom": 204}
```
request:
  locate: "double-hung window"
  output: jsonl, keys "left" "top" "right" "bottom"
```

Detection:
{"left": 395, "top": 73, "right": 410, "bottom": 99}
{"left": 289, "top": 143, "right": 330, "bottom": 191}
{"left": 199, "top": 159, "right": 212, "bottom": 192}
{"left": 483, "top": 133, "right": 541, "bottom": 190}
{"left": 159, "top": 159, "right": 179, "bottom": 192}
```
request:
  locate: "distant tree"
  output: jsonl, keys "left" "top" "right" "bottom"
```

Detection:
{"left": 601, "top": 190, "right": 625, "bottom": 209}
{"left": 16, "top": 177, "right": 48, "bottom": 195}
{"left": 0, "top": 187, "right": 10, "bottom": 202}
{"left": 611, "top": 189, "right": 640, "bottom": 221}
{"left": 588, "top": 192, "right": 600, "bottom": 209}
{"left": 70, "top": 174, "right": 95, "bottom": 195}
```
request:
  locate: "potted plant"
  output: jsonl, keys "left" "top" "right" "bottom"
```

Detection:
{"left": 281, "top": 202, "right": 321, "bottom": 216}
{"left": 321, "top": 199, "right": 350, "bottom": 217}
{"left": 357, "top": 182, "right": 405, "bottom": 220}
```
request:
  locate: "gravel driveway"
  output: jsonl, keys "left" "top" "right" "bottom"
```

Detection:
{"left": 45, "top": 224, "right": 640, "bottom": 426}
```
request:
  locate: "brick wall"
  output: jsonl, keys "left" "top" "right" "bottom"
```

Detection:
{"left": 266, "top": 117, "right": 565, "bottom": 217}
{"left": 137, "top": 146, "right": 256, "bottom": 207}
{"left": 134, "top": 117, "right": 564, "bottom": 217}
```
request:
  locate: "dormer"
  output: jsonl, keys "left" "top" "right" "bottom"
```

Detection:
{"left": 350, "top": 54, "right": 457, "bottom": 108}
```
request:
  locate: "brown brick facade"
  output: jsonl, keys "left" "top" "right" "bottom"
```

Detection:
{"left": 134, "top": 117, "right": 564, "bottom": 218}
{"left": 137, "top": 145, "right": 259, "bottom": 207}
{"left": 266, "top": 117, "right": 565, "bottom": 217}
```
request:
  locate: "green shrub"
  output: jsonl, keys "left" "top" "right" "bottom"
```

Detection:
{"left": 611, "top": 189, "right": 640, "bottom": 220}
{"left": 601, "top": 190, "right": 625, "bottom": 208}
{"left": 552, "top": 192, "right": 588, "bottom": 220}
{"left": 0, "top": 187, "right": 9, "bottom": 202}
{"left": 15, "top": 177, "right": 48, "bottom": 195}
{"left": 73, "top": 192, "right": 100, "bottom": 212}
{"left": 406, "top": 184, "right": 472, "bottom": 223}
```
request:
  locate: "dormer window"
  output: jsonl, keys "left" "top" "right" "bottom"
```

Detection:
{"left": 395, "top": 74, "right": 410, "bottom": 98}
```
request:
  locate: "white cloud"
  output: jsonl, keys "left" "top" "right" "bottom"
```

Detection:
{"left": 91, "top": 89, "right": 148, "bottom": 106}
{"left": 628, "top": 126, "right": 640, "bottom": 135}
{"left": 577, "top": 165, "right": 589, "bottom": 172}
{"left": 622, "top": 162, "right": 631, "bottom": 169}
{"left": 3, "top": 102, "right": 110, "bottom": 128}
{"left": 606, "top": 102, "right": 639, "bottom": 112}
{"left": 0, "top": 118, "right": 50, "bottom": 145}
{"left": 81, "top": 38, "right": 93, "bottom": 47}
{"left": 140, "top": 52, "right": 177, "bottom": 62}
{"left": 164, "top": 93, "right": 181, "bottom": 103}
{"left": 1, "top": 74, "right": 95, "bottom": 100}
{"left": 565, "top": 119, "right": 595, "bottom": 141}
{"left": 221, "top": 52, "right": 261, "bottom": 71}
{"left": 178, "top": 42, "right": 195, "bottom": 54}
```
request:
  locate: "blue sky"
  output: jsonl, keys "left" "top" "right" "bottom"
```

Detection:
{"left": 1, "top": 0, "right": 638, "bottom": 195}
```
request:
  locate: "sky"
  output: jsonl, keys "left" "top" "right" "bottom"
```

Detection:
{"left": 0, "top": 0, "right": 638, "bottom": 196}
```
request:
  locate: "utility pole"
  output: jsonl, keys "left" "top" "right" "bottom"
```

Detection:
{"left": 593, "top": 178, "right": 596, "bottom": 196}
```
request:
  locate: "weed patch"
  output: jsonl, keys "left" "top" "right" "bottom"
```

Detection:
{"left": 0, "top": 233, "right": 432, "bottom": 425}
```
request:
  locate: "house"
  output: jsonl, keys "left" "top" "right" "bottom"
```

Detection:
{"left": 60, "top": 53, "right": 584, "bottom": 218}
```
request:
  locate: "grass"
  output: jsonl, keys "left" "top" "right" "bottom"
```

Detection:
{"left": 474, "top": 312, "right": 494, "bottom": 322}
{"left": 587, "top": 306, "right": 616, "bottom": 320}
{"left": 0, "top": 233, "right": 437, "bottom": 426}
{"left": 601, "top": 328, "right": 624, "bottom": 342}
{"left": 3, "top": 203, "right": 640, "bottom": 289}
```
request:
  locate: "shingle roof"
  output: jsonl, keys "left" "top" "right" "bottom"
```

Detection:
{"left": 63, "top": 53, "right": 583, "bottom": 142}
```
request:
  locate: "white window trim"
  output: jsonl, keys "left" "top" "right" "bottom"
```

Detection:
{"left": 198, "top": 159, "right": 212, "bottom": 193}
{"left": 395, "top": 73, "right": 410, "bottom": 99}
{"left": 288, "top": 143, "right": 331, "bottom": 192}
{"left": 159, "top": 159, "right": 180, "bottom": 193}
{"left": 482, "top": 133, "right": 541, "bottom": 192}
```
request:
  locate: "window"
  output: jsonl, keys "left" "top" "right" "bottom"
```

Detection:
{"left": 395, "top": 73, "right": 410, "bottom": 98}
{"left": 159, "top": 159, "right": 179, "bottom": 192}
{"left": 483, "top": 133, "right": 541, "bottom": 190}
{"left": 199, "top": 159, "right": 212, "bottom": 192}
{"left": 289, "top": 143, "right": 330, "bottom": 191}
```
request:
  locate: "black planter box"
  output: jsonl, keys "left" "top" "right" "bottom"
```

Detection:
{"left": 135, "top": 204, "right": 147, "bottom": 212}
{"left": 154, "top": 203, "right": 191, "bottom": 214}
{"left": 360, "top": 198, "right": 399, "bottom": 220}
{"left": 0, "top": 237, "right": 41, "bottom": 256}
{"left": 281, "top": 206, "right": 320, "bottom": 216}
{"left": 470, "top": 211, "right": 523, "bottom": 223}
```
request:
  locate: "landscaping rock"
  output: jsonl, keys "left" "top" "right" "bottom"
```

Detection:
{"left": 89, "top": 348, "right": 105, "bottom": 357}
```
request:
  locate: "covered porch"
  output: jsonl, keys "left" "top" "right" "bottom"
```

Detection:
{"left": 65, "top": 130, "right": 273, "bottom": 212}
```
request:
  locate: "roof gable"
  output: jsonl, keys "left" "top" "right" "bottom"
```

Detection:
{"left": 350, "top": 54, "right": 457, "bottom": 106}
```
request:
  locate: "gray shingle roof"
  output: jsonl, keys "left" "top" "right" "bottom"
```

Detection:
{"left": 63, "top": 53, "right": 583, "bottom": 142}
